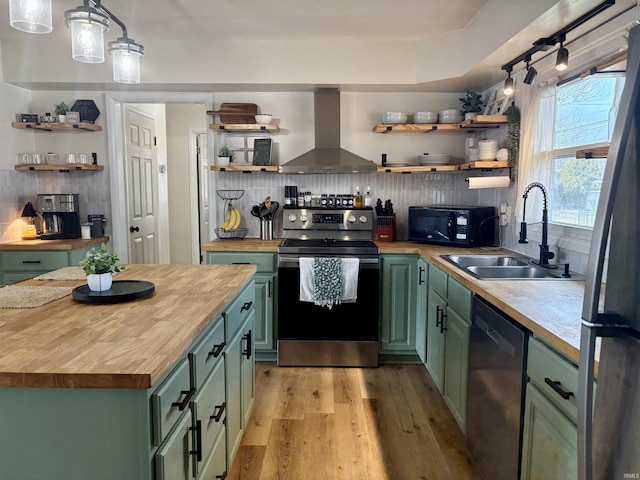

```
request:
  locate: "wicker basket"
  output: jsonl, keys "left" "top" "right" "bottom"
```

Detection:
{"left": 214, "top": 228, "right": 249, "bottom": 240}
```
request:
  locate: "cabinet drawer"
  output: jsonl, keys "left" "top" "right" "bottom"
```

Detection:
{"left": 527, "top": 337, "right": 579, "bottom": 423}
{"left": 447, "top": 277, "right": 472, "bottom": 321}
{"left": 190, "top": 318, "right": 225, "bottom": 390}
{"left": 193, "top": 360, "right": 226, "bottom": 475}
{"left": 207, "top": 252, "right": 275, "bottom": 273}
{"left": 429, "top": 263, "right": 448, "bottom": 297}
{"left": 225, "top": 281, "right": 255, "bottom": 339}
{"left": 152, "top": 358, "right": 193, "bottom": 445}
{"left": 154, "top": 409, "right": 194, "bottom": 480}
{"left": 1, "top": 251, "right": 68, "bottom": 272}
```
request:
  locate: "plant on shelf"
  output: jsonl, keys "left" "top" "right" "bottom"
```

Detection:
{"left": 217, "top": 144, "right": 232, "bottom": 166}
{"left": 459, "top": 91, "right": 484, "bottom": 119}
{"left": 79, "top": 243, "right": 126, "bottom": 292}
{"left": 54, "top": 102, "right": 70, "bottom": 122}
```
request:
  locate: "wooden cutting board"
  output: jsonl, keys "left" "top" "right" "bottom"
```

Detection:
{"left": 207, "top": 103, "right": 258, "bottom": 124}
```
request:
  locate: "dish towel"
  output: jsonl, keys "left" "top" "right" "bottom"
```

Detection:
{"left": 299, "top": 257, "right": 360, "bottom": 309}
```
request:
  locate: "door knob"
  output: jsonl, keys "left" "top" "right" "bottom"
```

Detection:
{"left": 129, "top": 226, "right": 140, "bottom": 233}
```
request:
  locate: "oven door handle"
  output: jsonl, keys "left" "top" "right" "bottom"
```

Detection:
{"left": 278, "top": 256, "right": 379, "bottom": 267}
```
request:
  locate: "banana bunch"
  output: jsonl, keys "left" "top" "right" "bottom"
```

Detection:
{"left": 221, "top": 203, "right": 241, "bottom": 231}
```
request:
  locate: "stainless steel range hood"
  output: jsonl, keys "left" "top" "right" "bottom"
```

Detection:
{"left": 278, "top": 90, "right": 377, "bottom": 174}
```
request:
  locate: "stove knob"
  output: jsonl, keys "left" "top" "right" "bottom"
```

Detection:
{"left": 359, "top": 215, "right": 368, "bottom": 223}
{"left": 348, "top": 215, "right": 356, "bottom": 223}
{"left": 288, "top": 214, "right": 297, "bottom": 222}
{"left": 300, "top": 215, "right": 308, "bottom": 223}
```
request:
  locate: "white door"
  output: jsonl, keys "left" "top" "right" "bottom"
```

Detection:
{"left": 196, "top": 132, "right": 210, "bottom": 263}
{"left": 125, "top": 106, "right": 158, "bottom": 264}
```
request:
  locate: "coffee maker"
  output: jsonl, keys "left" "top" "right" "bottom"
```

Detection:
{"left": 37, "top": 194, "right": 81, "bottom": 240}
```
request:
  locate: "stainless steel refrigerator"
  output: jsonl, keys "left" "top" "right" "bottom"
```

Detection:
{"left": 578, "top": 23, "right": 640, "bottom": 480}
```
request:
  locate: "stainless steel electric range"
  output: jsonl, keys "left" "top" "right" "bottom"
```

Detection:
{"left": 277, "top": 207, "right": 380, "bottom": 367}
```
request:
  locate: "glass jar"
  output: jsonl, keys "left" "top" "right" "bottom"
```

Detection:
{"left": 321, "top": 194, "right": 328, "bottom": 208}
{"left": 304, "top": 191, "right": 312, "bottom": 207}
{"left": 297, "top": 193, "right": 305, "bottom": 207}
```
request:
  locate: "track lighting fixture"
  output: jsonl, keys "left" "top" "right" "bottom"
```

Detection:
{"left": 9, "top": 0, "right": 144, "bottom": 84}
{"left": 524, "top": 56, "right": 537, "bottom": 85}
{"left": 503, "top": 67, "right": 514, "bottom": 96}
{"left": 555, "top": 34, "right": 569, "bottom": 71}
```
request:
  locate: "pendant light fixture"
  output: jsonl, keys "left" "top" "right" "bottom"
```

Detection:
{"left": 65, "top": 2, "right": 109, "bottom": 64}
{"left": 503, "top": 66, "right": 514, "bottom": 96}
{"left": 555, "top": 33, "right": 569, "bottom": 71}
{"left": 9, "top": 0, "right": 52, "bottom": 34}
{"left": 109, "top": 37, "right": 144, "bottom": 84}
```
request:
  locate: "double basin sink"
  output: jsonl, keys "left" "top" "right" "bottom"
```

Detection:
{"left": 441, "top": 254, "right": 581, "bottom": 280}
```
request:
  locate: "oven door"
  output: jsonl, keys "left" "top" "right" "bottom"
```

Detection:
{"left": 277, "top": 255, "right": 380, "bottom": 366}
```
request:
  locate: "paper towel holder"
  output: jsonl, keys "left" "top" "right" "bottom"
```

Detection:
{"left": 465, "top": 175, "right": 512, "bottom": 189}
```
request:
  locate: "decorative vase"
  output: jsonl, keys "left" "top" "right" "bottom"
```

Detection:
{"left": 465, "top": 112, "right": 478, "bottom": 121}
{"left": 58, "top": 114, "right": 67, "bottom": 123}
{"left": 217, "top": 156, "right": 230, "bottom": 166}
{"left": 87, "top": 272, "right": 113, "bottom": 292}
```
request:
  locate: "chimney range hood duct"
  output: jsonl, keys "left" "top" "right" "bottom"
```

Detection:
{"left": 278, "top": 90, "right": 377, "bottom": 174}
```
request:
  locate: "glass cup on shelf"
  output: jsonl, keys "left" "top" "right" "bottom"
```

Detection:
{"left": 31, "top": 153, "right": 46, "bottom": 164}
{"left": 18, "top": 153, "right": 31, "bottom": 164}
{"left": 65, "top": 153, "right": 76, "bottom": 164}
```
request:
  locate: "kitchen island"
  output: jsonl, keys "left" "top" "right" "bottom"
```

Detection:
{"left": 0, "top": 263, "right": 257, "bottom": 480}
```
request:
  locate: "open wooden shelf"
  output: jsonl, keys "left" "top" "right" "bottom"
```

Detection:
{"left": 458, "top": 160, "right": 509, "bottom": 170}
{"left": 576, "top": 146, "right": 609, "bottom": 159}
{"left": 378, "top": 160, "right": 508, "bottom": 173}
{"left": 209, "top": 123, "right": 279, "bottom": 133}
{"left": 11, "top": 122, "right": 102, "bottom": 132}
{"left": 210, "top": 165, "right": 278, "bottom": 172}
{"left": 15, "top": 164, "right": 104, "bottom": 172}
{"left": 373, "top": 115, "right": 507, "bottom": 133}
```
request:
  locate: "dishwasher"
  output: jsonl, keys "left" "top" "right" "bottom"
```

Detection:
{"left": 467, "top": 295, "right": 530, "bottom": 480}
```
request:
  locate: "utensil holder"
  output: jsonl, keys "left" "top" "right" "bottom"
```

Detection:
{"left": 260, "top": 219, "right": 274, "bottom": 240}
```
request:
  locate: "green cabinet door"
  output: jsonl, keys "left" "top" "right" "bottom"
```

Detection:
{"left": 253, "top": 272, "right": 276, "bottom": 353}
{"left": 241, "top": 311, "right": 256, "bottom": 427}
{"left": 155, "top": 410, "right": 194, "bottom": 480}
{"left": 443, "top": 306, "right": 470, "bottom": 434}
{"left": 380, "top": 255, "right": 417, "bottom": 354}
{"left": 426, "top": 287, "right": 447, "bottom": 392}
{"left": 225, "top": 324, "right": 243, "bottom": 467}
{"left": 415, "top": 257, "right": 429, "bottom": 364}
{"left": 521, "top": 383, "right": 578, "bottom": 480}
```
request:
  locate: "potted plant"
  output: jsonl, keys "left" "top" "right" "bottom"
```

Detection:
{"left": 218, "top": 144, "right": 232, "bottom": 166}
{"left": 54, "top": 102, "right": 70, "bottom": 123}
{"left": 459, "top": 91, "right": 484, "bottom": 120}
{"left": 79, "top": 243, "right": 126, "bottom": 292}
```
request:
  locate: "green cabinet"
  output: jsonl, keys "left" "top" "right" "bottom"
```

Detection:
{"left": 207, "top": 251, "right": 277, "bottom": 361}
{"left": 0, "top": 246, "right": 94, "bottom": 285}
{"left": 380, "top": 254, "right": 418, "bottom": 358}
{"left": 415, "top": 257, "right": 429, "bottom": 364}
{"left": 425, "top": 262, "right": 472, "bottom": 433}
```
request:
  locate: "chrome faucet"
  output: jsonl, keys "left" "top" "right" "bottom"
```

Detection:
{"left": 518, "top": 182, "right": 555, "bottom": 268}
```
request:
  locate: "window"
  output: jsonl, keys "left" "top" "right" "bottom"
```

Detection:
{"left": 549, "top": 75, "right": 625, "bottom": 228}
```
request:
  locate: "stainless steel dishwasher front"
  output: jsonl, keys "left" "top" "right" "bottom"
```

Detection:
{"left": 467, "top": 295, "right": 530, "bottom": 480}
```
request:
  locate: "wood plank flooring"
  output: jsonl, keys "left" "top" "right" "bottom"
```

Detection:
{"left": 228, "top": 363, "right": 483, "bottom": 480}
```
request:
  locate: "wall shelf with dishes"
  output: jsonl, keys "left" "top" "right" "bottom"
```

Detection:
{"left": 11, "top": 122, "right": 102, "bottom": 132}
{"left": 372, "top": 115, "right": 507, "bottom": 133}
{"left": 15, "top": 164, "right": 104, "bottom": 172}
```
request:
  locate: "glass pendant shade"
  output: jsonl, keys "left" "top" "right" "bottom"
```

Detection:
{"left": 65, "top": 8, "right": 109, "bottom": 64}
{"left": 109, "top": 39, "right": 144, "bottom": 84}
{"left": 10, "top": 0, "right": 52, "bottom": 34}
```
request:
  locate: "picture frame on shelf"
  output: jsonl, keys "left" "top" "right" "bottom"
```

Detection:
{"left": 66, "top": 111, "right": 80, "bottom": 124}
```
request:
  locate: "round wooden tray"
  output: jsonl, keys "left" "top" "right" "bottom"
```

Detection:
{"left": 72, "top": 280, "right": 155, "bottom": 303}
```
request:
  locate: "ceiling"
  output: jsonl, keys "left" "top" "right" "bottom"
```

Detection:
{"left": 0, "top": 0, "right": 636, "bottom": 92}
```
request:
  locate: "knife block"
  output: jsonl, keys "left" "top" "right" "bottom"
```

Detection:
{"left": 376, "top": 215, "right": 396, "bottom": 242}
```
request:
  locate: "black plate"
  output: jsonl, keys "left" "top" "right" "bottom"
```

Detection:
{"left": 72, "top": 280, "right": 155, "bottom": 303}
{"left": 70, "top": 99, "right": 100, "bottom": 123}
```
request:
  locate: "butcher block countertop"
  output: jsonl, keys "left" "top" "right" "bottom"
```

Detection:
{"left": 202, "top": 238, "right": 590, "bottom": 364}
{"left": 0, "top": 236, "right": 109, "bottom": 250}
{"left": 0, "top": 263, "right": 256, "bottom": 389}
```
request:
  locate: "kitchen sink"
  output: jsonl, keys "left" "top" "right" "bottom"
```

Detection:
{"left": 441, "top": 254, "right": 582, "bottom": 280}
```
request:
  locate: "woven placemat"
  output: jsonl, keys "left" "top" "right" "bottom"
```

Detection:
{"left": 34, "top": 266, "right": 87, "bottom": 281}
{"left": 0, "top": 285, "right": 73, "bottom": 309}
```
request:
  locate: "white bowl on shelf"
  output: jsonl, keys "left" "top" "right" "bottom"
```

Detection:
{"left": 255, "top": 114, "right": 272, "bottom": 124}
{"left": 413, "top": 111, "right": 438, "bottom": 124}
{"left": 382, "top": 112, "right": 408, "bottom": 124}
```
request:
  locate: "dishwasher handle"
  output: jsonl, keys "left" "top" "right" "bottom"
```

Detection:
{"left": 476, "top": 317, "right": 516, "bottom": 358}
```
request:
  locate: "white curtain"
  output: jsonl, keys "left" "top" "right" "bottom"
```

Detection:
{"left": 516, "top": 79, "right": 558, "bottom": 223}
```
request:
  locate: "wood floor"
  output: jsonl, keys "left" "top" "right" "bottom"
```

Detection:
{"left": 227, "top": 363, "right": 483, "bottom": 480}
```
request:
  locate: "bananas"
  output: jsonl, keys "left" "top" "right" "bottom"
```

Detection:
{"left": 221, "top": 203, "right": 241, "bottom": 231}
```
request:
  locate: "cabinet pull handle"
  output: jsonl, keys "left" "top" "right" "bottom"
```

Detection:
{"left": 211, "top": 401, "right": 226, "bottom": 422}
{"left": 242, "top": 330, "right": 252, "bottom": 359}
{"left": 544, "top": 377, "right": 574, "bottom": 400}
{"left": 208, "top": 342, "right": 225, "bottom": 358}
{"left": 231, "top": 262, "right": 250, "bottom": 264}
{"left": 440, "top": 311, "right": 448, "bottom": 334}
{"left": 172, "top": 388, "right": 196, "bottom": 411}
{"left": 419, "top": 266, "right": 425, "bottom": 285}
{"left": 22, "top": 260, "right": 42, "bottom": 264}
{"left": 241, "top": 301, "right": 253, "bottom": 312}
{"left": 215, "top": 471, "right": 228, "bottom": 480}
{"left": 436, "top": 305, "right": 442, "bottom": 328}
{"left": 189, "top": 420, "right": 203, "bottom": 462}
{"left": 268, "top": 280, "right": 272, "bottom": 298}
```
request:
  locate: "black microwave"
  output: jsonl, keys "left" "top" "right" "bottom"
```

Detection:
{"left": 408, "top": 205, "right": 497, "bottom": 247}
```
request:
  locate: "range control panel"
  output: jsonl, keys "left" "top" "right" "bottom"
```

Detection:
{"left": 284, "top": 208, "right": 373, "bottom": 231}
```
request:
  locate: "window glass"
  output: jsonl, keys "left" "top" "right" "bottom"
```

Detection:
{"left": 549, "top": 75, "right": 624, "bottom": 228}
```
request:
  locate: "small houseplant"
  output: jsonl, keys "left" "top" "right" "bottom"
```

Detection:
{"left": 79, "top": 243, "right": 125, "bottom": 291}
{"left": 459, "top": 90, "right": 484, "bottom": 120}
{"left": 217, "top": 144, "right": 232, "bottom": 166}
{"left": 54, "top": 102, "right": 70, "bottom": 123}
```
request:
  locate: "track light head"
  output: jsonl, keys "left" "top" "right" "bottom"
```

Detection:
{"left": 524, "top": 65, "right": 537, "bottom": 85}
{"left": 504, "top": 76, "right": 515, "bottom": 96}
{"left": 556, "top": 45, "right": 569, "bottom": 71}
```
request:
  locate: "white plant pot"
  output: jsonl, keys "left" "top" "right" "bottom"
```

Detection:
{"left": 58, "top": 114, "right": 67, "bottom": 123}
{"left": 87, "top": 273, "right": 113, "bottom": 292}
{"left": 464, "top": 112, "right": 478, "bottom": 121}
{"left": 217, "top": 156, "right": 230, "bottom": 166}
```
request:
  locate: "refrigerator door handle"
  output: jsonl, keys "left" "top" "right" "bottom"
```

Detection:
{"left": 578, "top": 322, "right": 598, "bottom": 480}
